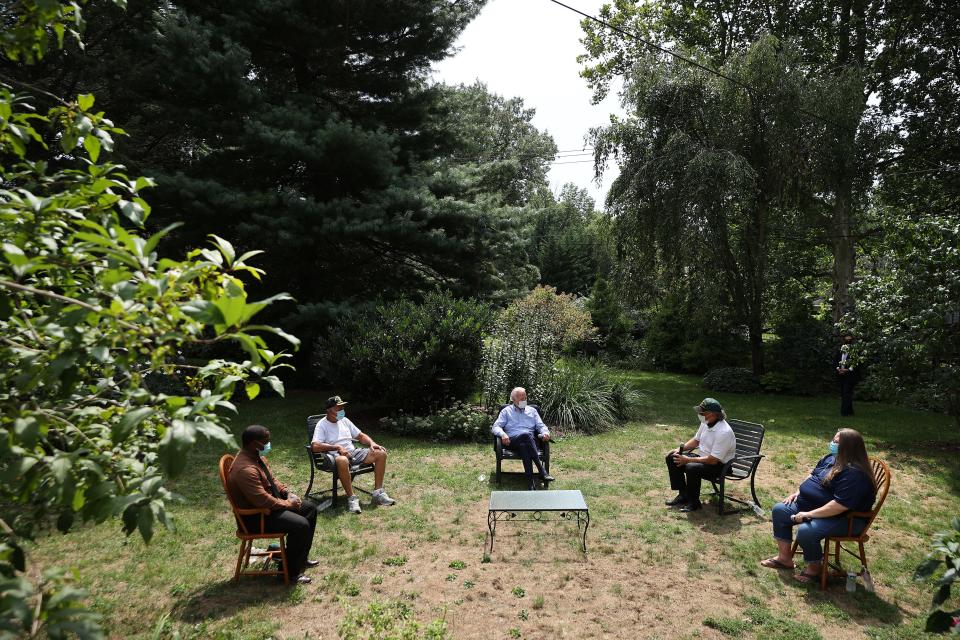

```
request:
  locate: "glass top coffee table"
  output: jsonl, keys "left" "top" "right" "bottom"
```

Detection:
{"left": 487, "top": 490, "right": 590, "bottom": 554}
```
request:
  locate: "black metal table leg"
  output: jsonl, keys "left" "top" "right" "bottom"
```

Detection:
{"left": 581, "top": 511, "right": 590, "bottom": 552}
{"left": 488, "top": 510, "right": 496, "bottom": 553}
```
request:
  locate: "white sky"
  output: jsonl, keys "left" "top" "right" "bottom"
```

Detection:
{"left": 431, "top": 0, "right": 625, "bottom": 208}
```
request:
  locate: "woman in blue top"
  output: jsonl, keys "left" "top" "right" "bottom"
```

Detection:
{"left": 760, "top": 428, "right": 876, "bottom": 583}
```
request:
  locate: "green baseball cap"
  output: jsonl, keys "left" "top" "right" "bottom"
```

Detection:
{"left": 696, "top": 397, "right": 724, "bottom": 413}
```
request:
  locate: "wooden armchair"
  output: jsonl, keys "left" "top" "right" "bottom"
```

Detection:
{"left": 792, "top": 457, "right": 892, "bottom": 590}
{"left": 218, "top": 454, "right": 289, "bottom": 584}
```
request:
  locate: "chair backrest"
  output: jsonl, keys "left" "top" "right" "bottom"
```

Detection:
{"left": 861, "top": 457, "right": 892, "bottom": 532}
{"left": 307, "top": 414, "right": 322, "bottom": 443}
{"left": 726, "top": 419, "right": 765, "bottom": 476}
{"left": 218, "top": 453, "right": 249, "bottom": 534}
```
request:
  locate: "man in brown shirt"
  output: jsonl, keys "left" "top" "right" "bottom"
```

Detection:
{"left": 228, "top": 424, "right": 318, "bottom": 584}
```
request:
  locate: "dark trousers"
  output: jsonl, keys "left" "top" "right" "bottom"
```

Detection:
{"left": 839, "top": 374, "right": 856, "bottom": 416}
{"left": 243, "top": 500, "right": 317, "bottom": 578}
{"left": 506, "top": 432, "right": 547, "bottom": 488}
{"left": 665, "top": 453, "right": 724, "bottom": 505}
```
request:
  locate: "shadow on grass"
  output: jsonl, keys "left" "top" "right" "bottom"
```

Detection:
{"left": 173, "top": 577, "right": 294, "bottom": 624}
{"left": 800, "top": 583, "right": 906, "bottom": 627}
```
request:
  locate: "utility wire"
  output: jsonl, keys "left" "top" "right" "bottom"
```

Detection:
{"left": 544, "top": 0, "right": 842, "bottom": 129}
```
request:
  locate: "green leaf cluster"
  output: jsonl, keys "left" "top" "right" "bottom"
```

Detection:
{"left": 914, "top": 517, "right": 960, "bottom": 633}
{"left": 0, "top": 3, "right": 297, "bottom": 637}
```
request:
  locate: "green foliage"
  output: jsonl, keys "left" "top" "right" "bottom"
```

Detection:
{"left": 479, "top": 286, "right": 595, "bottom": 408}
{"left": 529, "top": 184, "right": 613, "bottom": 296}
{"left": 766, "top": 303, "right": 833, "bottom": 395}
{"left": 643, "top": 292, "right": 748, "bottom": 374}
{"left": 587, "top": 277, "right": 633, "bottom": 353}
{"left": 0, "top": 4, "right": 295, "bottom": 637}
{"left": 538, "top": 361, "right": 645, "bottom": 434}
{"left": 19, "top": 2, "right": 543, "bottom": 359}
{"left": 759, "top": 372, "right": 794, "bottom": 394}
{"left": 435, "top": 82, "right": 557, "bottom": 207}
{"left": 337, "top": 599, "right": 449, "bottom": 640}
{"left": 849, "top": 210, "right": 960, "bottom": 422}
{"left": 315, "top": 292, "right": 492, "bottom": 410}
{"left": 378, "top": 402, "right": 493, "bottom": 443}
{"left": 914, "top": 517, "right": 960, "bottom": 633}
{"left": 702, "top": 368, "right": 760, "bottom": 394}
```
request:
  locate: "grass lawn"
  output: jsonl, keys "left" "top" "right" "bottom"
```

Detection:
{"left": 29, "top": 372, "right": 960, "bottom": 639}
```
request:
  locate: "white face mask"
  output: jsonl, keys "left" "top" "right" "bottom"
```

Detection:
{"left": 517, "top": 400, "right": 528, "bottom": 409}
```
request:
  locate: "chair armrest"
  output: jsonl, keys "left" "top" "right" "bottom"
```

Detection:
{"left": 733, "top": 454, "right": 764, "bottom": 462}
{"left": 845, "top": 510, "right": 874, "bottom": 535}
{"left": 494, "top": 435, "right": 503, "bottom": 458}
{"left": 234, "top": 506, "right": 271, "bottom": 534}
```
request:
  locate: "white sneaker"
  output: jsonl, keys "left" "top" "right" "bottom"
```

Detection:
{"left": 347, "top": 495, "right": 362, "bottom": 514}
{"left": 372, "top": 490, "right": 396, "bottom": 506}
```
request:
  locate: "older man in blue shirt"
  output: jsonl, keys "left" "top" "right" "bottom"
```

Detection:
{"left": 491, "top": 387, "right": 555, "bottom": 490}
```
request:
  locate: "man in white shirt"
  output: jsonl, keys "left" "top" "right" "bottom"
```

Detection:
{"left": 664, "top": 397, "right": 737, "bottom": 513}
{"left": 311, "top": 396, "right": 396, "bottom": 514}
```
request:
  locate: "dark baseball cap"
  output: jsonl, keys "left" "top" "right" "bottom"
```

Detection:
{"left": 325, "top": 395, "right": 348, "bottom": 409}
{"left": 696, "top": 397, "right": 724, "bottom": 413}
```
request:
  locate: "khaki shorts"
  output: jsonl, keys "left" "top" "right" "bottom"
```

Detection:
{"left": 320, "top": 448, "right": 370, "bottom": 470}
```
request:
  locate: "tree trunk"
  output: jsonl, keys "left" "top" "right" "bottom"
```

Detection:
{"left": 831, "top": 181, "right": 856, "bottom": 325}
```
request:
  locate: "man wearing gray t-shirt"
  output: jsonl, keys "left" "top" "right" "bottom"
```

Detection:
{"left": 664, "top": 397, "right": 737, "bottom": 513}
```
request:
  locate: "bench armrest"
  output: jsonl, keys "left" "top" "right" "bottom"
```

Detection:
{"left": 732, "top": 454, "right": 764, "bottom": 462}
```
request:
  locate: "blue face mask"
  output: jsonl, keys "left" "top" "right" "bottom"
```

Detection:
{"left": 336, "top": 409, "right": 346, "bottom": 421}
{"left": 259, "top": 441, "right": 272, "bottom": 456}
{"left": 828, "top": 441, "right": 839, "bottom": 456}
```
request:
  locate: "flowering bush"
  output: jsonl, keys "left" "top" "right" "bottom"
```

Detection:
{"left": 479, "top": 286, "right": 595, "bottom": 409}
{"left": 379, "top": 402, "right": 493, "bottom": 443}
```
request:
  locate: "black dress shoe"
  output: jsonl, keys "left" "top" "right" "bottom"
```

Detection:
{"left": 679, "top": 502, "right": 702, "bottom": 513}
{"left": 665, "top": 495, "right": 688, "bottom": 506}
{"left": 304, "top": 559, "right": 320, "bottom": 568}
{"left": 540, "top": 474, "right": 555, "bottom": 483}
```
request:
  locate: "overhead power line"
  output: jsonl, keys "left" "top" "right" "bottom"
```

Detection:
{"left": 544, "top": 0, "right": 841, "bottom": 129}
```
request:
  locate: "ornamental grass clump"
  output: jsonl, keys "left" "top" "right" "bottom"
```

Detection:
{"left": 538, "top": 361, "right": 645, "bottom": 434}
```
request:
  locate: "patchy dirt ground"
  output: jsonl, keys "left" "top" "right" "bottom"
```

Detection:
{"left": 31, "top": 401, "right": 952, "bottom": 640}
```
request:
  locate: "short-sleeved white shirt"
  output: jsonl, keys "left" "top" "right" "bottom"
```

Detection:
{"left": 312, "top": 417, "right": 361, "bottom": 451}
{"left": 694, "top": 419, "right": 737, "bottom": 463}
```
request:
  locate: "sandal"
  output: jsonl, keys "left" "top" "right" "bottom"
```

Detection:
{"left": 793, "top": 572, "right": 819, "bottom": 584}
{"left": 760, "top": 557, "right": 794, "bottom": 570}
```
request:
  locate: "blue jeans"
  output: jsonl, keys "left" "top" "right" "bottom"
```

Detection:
{"left": 771, "top": 501, "right": 865, "bottom": 562}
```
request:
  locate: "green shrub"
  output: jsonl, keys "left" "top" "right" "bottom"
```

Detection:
{"left": 644, "top": 293, "right": 748, "bottom": 373}
{"left": 538, "top": 361, "right": 646, "bottom": 433}
{"left": 766, "top": 304, "right": 833, "bottom": 394}
{"left": 315, "top": 291, "right": 492, "bottom": 410}
{"left": 643, "top": 293, "right": 688, "bottom": 371}
{"left": 479, "top": 286, "right": 595, "bottom": 408}
{"left": 914, "top": 517, "right": 960, "bottom": 633}
{"left": 587, "top": 277, "right": 633, "bottom": 354}
{"left": 378, "top": 402, "right": 492, "bottom": 443}
{"left": 759, "top": 372, "right": 794, "bottom": 394}
{"left": 702, "top": 367, "right": 760, "bottom": 393}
